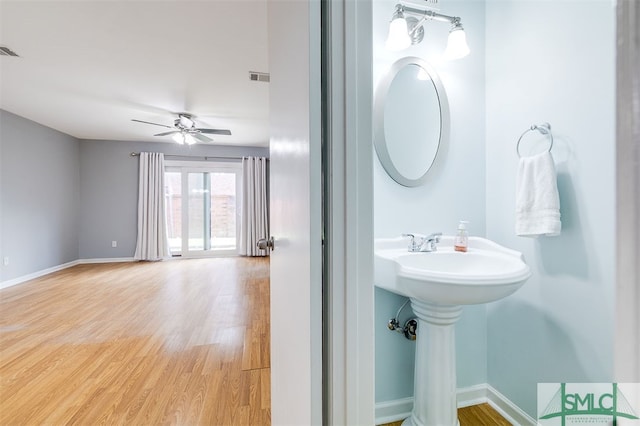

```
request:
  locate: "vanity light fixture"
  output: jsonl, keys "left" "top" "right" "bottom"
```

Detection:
{"left": 443, "top": 19, "right": 470, "bottom": 60}
{"left": 386, "top": 3, "right": 470, "bottom": 60}
{"left": 386, "top": 6, "right": 424, "bottom": 51}
{"left": 386, "top": 8, "right": 411, "bottom": 50}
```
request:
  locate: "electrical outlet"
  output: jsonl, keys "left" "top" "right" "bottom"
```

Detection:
{"left": 3, "top": 257, "right": 8, "bottom": 266}
{"left": 111, "top": 241, "right": 117, "bottom": 248}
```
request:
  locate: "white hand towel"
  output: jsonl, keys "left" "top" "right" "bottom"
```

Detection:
{"left": 515, "top": 151, "right": 561, "bottom": 237}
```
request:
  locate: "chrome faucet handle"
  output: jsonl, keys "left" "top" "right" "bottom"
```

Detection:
{"left": 420, "top": 232, "right": 443, "bottom": 252}
{"left": 425, "top": 232, "right": 442, "bottom": 242}
{"left": 402, "top": 233, "right": 417, "bottom": 251}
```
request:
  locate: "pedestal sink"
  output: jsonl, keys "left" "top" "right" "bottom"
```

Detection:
{"left": 374, "top": 236, "right": 531, "bottom": 426}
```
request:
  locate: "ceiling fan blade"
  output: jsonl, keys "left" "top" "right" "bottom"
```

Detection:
{"left": 197, "top": 128, "right": 232, "bottom": 135}
{"left": 192, "top": 133, "right": 213, "bottom": 143}
{"left": 132, "top": 119, "right": 173, "bottom": 129}
{"left": 154, "top": 131, "right": 180, "bottom": 137}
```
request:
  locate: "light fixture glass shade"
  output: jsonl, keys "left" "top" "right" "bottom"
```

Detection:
{"left": 172, "top": 133, "right": 185, "bottom": 144}
{"left": 184, "top": 134, "right": 197, "bottom": 145}
{"left": 386, "top": 16, "right": 411, "bottom": 51}
{"left": 444, "top": 28, "right": 470, "bottom": 60}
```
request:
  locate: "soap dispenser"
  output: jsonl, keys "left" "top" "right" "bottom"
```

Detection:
{"left": 454, "top": 221, "right": 469, "bottom": 252}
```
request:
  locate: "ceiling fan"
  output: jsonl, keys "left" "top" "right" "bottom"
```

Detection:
{"left": 132, "top": 114, "right": 231, "bottom": 145}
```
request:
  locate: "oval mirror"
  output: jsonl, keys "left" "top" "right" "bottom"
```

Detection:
{"left": 374, "top": 57, "right": 450, "bottom": 187}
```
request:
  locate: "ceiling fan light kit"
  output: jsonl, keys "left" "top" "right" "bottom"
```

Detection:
{"left": 132, "top": 113, "right": 231, "bottom": 145}
{"left": 171, "top": 133, "right": 197, "bottom": 145}
{"left": 178, "top": 115, "right": 194, "bottom": 129}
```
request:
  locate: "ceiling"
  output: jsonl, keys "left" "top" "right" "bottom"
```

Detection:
{"left": 0, "top": 1, "right": 270, "bottom": 147}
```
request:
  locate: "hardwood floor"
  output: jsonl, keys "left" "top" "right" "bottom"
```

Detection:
{"left": 379, "top": 403, "right": 512, "bottom": 426}
{"left": 458, "top": 403, "right": 512, "bottom": 425}
{"left": 0, "top": 258, "right": 270, "bottom": 425}
{"left": 2, "top": 259, "right": 514, "bottom": 425}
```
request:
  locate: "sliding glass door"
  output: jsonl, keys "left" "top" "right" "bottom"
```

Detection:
{"left": 165, "top": 162, "right": 241, "bottom": 257}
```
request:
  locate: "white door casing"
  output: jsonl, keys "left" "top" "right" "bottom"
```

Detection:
{"left": 323, "top": 0, "right": 375, "bottom": 425}
{"left": 615, "top": 0, "right": 640, "bottom": 383}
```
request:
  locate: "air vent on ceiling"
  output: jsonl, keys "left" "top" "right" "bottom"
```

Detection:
{"left": 249, "top": 71, "right": 270, "bottom": 83}
{"left": 0, "top": 46, "right": 20, "bottom": 57}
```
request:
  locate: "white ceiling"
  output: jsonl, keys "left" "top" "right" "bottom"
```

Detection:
{"left": 0, "top": 0, "right": 270, "bottom": 147}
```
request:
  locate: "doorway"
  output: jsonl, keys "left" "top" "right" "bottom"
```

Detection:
{"left": 164, "top": 161, "right": 242, "bottom": 257}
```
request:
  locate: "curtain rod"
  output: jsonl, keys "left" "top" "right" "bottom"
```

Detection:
{"left": 129, "top": 152, "right": 249, "bottom": 161}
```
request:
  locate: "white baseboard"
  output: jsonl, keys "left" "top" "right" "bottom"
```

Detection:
{"left": 486, "top": 384, "right": 536, "bottom": 426}
{"left": 375, "top": 384, "right": 536, "bottom": 425}
{"left": 375, "top": 397, "right": 413, "bottom": 425}
{"left": 77, "top": 257, "right": 135, "bottom": 264}
{"left": 0, "top": 260, "right": 80, "bottom": 290}
{"left": 457, "top": 383, "right": 490, "bottom": 408}
{"left": 0, "top": 258, "right": 136, "bottom": 290}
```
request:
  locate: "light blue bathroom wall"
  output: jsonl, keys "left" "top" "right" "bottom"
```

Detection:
{"left": 373, "top": 0, "right": 487, "bottom": 404}
{"left": 485, "top": 0, "right": 615, "bottom": 418}
{"left": 0, "top": 110, "right": 81, "bottom": 282}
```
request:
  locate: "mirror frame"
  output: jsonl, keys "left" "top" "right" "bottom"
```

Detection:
{"left": 374, "top": 56, "right": 450, "bottom": 187}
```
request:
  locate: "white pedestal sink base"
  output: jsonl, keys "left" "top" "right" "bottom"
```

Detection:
{"left": 402, "top": 300, "right": 462, "bottom": 426}
{"left": 402, "top": 417, "right": 460, "bottom": 426}
{"left": 375, "top": 237, "right": 531, "bottom": 425}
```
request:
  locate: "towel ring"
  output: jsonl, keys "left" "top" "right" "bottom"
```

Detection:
{"left": 516, "top": 123, "right": 553, "bottom": 158}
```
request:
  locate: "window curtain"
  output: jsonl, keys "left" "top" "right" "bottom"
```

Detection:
{"left": 240, "top": 157, "right": 269, "bottom": 256}
{"left": 134, "top": 152, "right": 170, "bottom": 261}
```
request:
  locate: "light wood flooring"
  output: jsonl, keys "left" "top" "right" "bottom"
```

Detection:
{"left": 0, "top": 258, "right": 270, "bottom": 425}
{"left": 380, "top": 403, "right": 512, "bottom": 426}
{"left": 2, "top": 259, "right": 512, "bottom": 426}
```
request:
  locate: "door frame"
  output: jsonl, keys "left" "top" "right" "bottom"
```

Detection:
{"left": 615, "top": 0, "right": 640, "bottom": 382}
{"left": 323, "top": 0, "right": 374, "bottom": 424}
{"left": 267, "top": 0, "right": 375, "bottom": 423}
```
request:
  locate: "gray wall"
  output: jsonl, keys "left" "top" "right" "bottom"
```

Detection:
{"left": 0, "top": 109, "right": 268, "bottom": 282}
{"left": 1, "top": 110, "right": 80, "bottom": 282}
{"left": 79, "top": 139, "right": 268, "bottom": 259}
{"left": 485, "top": 0, "right": 615, "bottom": 417}
{"left": 373, "top": 0, "right": 487, "bottom": 403}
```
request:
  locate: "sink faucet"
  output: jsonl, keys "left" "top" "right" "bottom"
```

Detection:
{"left": 402, "top": 233, "right": 442, "bottom": 252}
